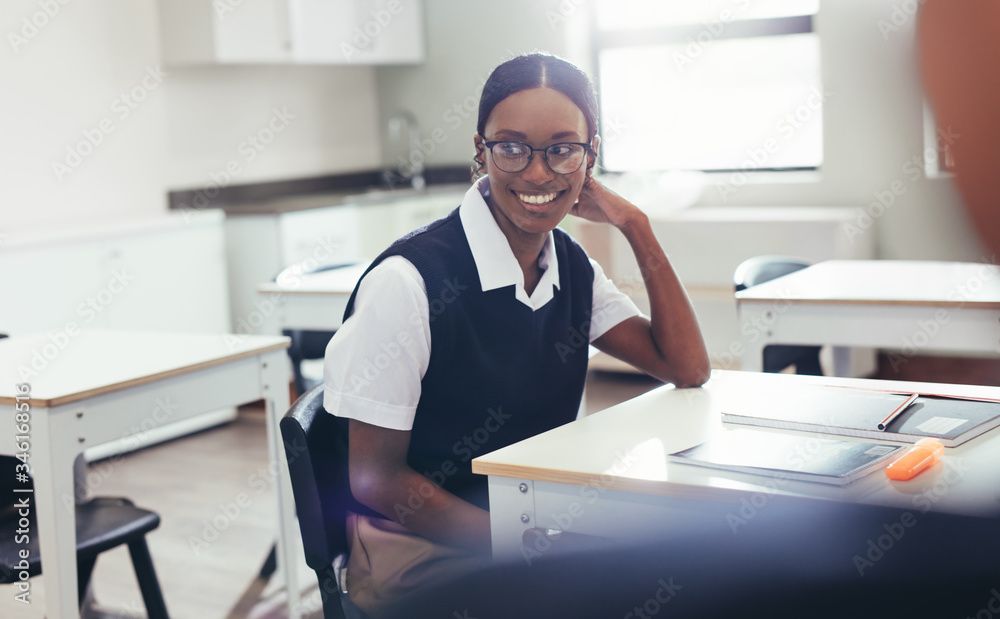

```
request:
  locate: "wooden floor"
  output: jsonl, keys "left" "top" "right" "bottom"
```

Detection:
{"left": 0, "top": 371, "right": 662, "bottom": 619}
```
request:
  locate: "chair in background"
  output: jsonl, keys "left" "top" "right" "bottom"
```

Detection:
{"left": 279, "top": 384, "right": 366, "bottom": 619}
{"left": 734, "top": 255, "right": 823, "bottom": 375}
{"left": 0, "top": 457, "right": 170, "bottom": 617}
{"left": 277, "top": 259, "right": 364, "bottom": 397}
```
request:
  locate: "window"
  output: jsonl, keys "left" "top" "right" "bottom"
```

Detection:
{"left": 595, "top": 0, "right": 822, "bottom": 173}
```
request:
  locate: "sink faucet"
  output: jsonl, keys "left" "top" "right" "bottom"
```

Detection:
{"left": 388, "top": 110, "right": 426, "bottom": 190}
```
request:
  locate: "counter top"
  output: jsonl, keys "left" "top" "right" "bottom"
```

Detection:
{"left": 167, "top": 166, "right": 473, "bottom": 215}
{"left": 220, "top": 182, "right": 470, "bottom": 215}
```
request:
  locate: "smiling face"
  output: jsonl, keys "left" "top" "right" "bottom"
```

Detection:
{"left": 477, "top": 87, "right": 594, "bottom": 242}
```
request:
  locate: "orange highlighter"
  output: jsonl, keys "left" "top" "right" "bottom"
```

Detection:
{"left": 885, "top": 437, "right": 945, "bottom": 481}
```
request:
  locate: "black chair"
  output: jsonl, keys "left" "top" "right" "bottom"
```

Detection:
{"left": 0, "top": 459, "right": 169, "bottom": 617}
{"left": 279, "top": 384, "right": 365, "bottom": 619}
{"left": 734, "top": 255, "right": 823, "bottom": 375}
{"left": 277, "top": 259, "right": 364, "bottom": 397}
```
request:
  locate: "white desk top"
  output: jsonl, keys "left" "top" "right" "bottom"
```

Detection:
{"left": 472, "top": 370, "right": 1000, "bottom": 518}
{"left": 735, "top": 260, "right": 1000, "bottom": 307}
{"left": 258, "top": 262, "right": 369, "bottom": 296}
{"left": 0, "top": 330, "right": 289, "bottom": 407}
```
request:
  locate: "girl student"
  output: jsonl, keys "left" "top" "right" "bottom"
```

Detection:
{"left": 323, "top": 52, "right": 710, "bottom": 615}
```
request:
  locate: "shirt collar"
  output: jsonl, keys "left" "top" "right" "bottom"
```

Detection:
{"left": 459, "top": 177, "right": 561, "bottom": 310}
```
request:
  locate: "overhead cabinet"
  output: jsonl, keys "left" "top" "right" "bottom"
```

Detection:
{"left": 159, "top": 0, "right": 425, "bottom": 65}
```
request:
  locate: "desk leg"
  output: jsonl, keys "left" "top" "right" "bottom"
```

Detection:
{"left": 487, "top": 477, "right": 535, "bottom": 564}
{"left": 33, "top": 407, "right": 81, "bottom": 619}
{"left": 261, "top": 355, "right": 300, "bottom": 619}
{"left": 740, "top": 337, "right": 765, "bottom": 373}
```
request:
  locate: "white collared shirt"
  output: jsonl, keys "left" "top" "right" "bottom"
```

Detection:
{"left": 323, "top": 178, "right": 641, "bottom": 431}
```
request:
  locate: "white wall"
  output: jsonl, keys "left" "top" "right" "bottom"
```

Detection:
{"left": 0, "top": 0, "right": 382, "bottom": 235}
{"left": 373, "top": 0, "right": 985, "bottom": 262}
{"left": 374, "top": 0, "right": 591, "bottom": 180}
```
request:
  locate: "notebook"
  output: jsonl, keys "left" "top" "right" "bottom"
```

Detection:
{"left": 720, "top": 386, "right": 1000, "bottom": 447}
{"left": 668, "top": 429, "right": 904, "bottom": 486}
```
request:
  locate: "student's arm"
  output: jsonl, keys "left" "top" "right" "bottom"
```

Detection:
{"left": 348, "top": 419, "right": 492, "bottom": 554}
{"left": 572, "top": 177, "right": 711, "bottom": 388}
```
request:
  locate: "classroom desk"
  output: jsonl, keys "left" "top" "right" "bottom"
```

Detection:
{"left": 258, "top": 262, "right": 369, "bottom": 331}
{"left": 472, "top": 370, "right": 1000, "bottom": 562}
{"left": 735, "top": 260, "right": 1000, "bottom": 375}
{"left": 0, "top": 331, "right": 301, "bottom": 619}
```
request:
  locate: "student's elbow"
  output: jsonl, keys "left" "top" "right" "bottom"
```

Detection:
{"left": 348, "top": 463, "right": 390, "bottom": 514}
{"left": 671, "top": 361, "right": 711, "bottom": 389}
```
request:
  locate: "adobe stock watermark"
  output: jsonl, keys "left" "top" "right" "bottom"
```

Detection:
{"left": 60, "top": 396, "right": 180, "bottom": 512}
{"left": 7, "top": 0, "right": 74, "bottom": 55}
{"left": 877, "top": 0, "right": 927, "bottom": 41}
{"left": 393, "top": 405, "right": 512, "bottom": 524}
{"left": 716, "top": 87, "right": 831, "bottom": 202}
{"left": 178, "top": 106, "right": 296, "bottom": 219}
{"left": 852, "top": 456, "right": 969, "bottom": 576}
{"left": 223, "top": 233, "right": 342, "bottom": 350}
{"left": 15, "top": 269, "right": 135, "bottom": 382}
{"left": 623, "top": 578, "right": 683, "bottom": 619}
{"left": 842, "top": 126, "right": 960, "bottom": 244}
{"left": 384, "top": 65, "right": 497, "bottom": 189}
{"left": 555, "top": 303, "right": 622, "bottom": 363}
{"left": 885, "top": 255, "right": 998, "bottom": 371}
{"left": 966, "top": 587, "right": 1000, "bottom": 619}
{"left": 673, "top": 0, "right": 753, "bottom": 71}
{"left": 51, "top": 65, "right": 167, "bottom": 183}
{"left": 189, "top": 432, "right": 309, "bottom": 555}
{"left": 521, "top": 448, "right": 639, "bottom": 565}
{"left": 347, "top": 275, "right": 466, "bottom": 391}
{"left": 339, "top": 0, "right": 407, "bottom": 61}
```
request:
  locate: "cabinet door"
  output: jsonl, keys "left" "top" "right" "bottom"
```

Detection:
{"left": 290, "top": 0, "right": 425, "bottom": 64}
{"left": 214, "top": 0, "right": 293, "bottom": 63}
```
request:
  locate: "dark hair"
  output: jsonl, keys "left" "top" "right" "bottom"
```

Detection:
{"left": 473, "top": 52, "right": 599, "bottom": 179}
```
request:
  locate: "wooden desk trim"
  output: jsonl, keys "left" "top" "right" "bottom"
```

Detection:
{"left": 0, "top": 340, "right": 290, "bottom": 407}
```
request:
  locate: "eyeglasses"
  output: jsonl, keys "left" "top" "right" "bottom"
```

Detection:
{"left": 484, "top": 140, "right": 592, "bottom": 174}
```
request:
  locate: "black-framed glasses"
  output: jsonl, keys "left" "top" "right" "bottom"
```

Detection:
{"left": 484, "top": 140, "right": 592, "bottom": 174}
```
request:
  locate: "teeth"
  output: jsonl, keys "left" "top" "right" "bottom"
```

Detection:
{"left": 516, "top": 192, "right": 558, "bottom": 205}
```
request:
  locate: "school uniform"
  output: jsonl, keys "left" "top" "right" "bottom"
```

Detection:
{"left": 323, "top": 176, "right": 641, "bottom": 613}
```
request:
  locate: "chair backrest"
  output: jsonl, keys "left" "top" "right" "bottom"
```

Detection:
{"left": 279, "top": 384, "right": 352, "bottom": 571}
{"left": 733, "top": 255, "right": 812, "bottom": 292}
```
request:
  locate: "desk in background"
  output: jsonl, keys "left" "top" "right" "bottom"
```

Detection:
{"left": 473, "top": 370, "right": 1000, "bottom": 562}
{"left": 736, "top": 260, "right": 1000, "bottom": 376}
{"left": 257, "top": 262, "right": 369, "bottom": 332}
{"left": 0, "top": 331, "right": 301, "bottom": 619}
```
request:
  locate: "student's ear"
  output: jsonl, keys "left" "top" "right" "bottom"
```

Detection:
{"left": 472, "top": 135, "right": 487, "bottom": 176}
{"left": 587, "top": 135, "right": 601, "bottom": 174}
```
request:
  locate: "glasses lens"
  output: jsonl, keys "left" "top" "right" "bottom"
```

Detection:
{"left": 491, "top": 142, "right": 530, "bottom": 173}
{"left": 546, "top": 143, "right": 586, "bottom": 174}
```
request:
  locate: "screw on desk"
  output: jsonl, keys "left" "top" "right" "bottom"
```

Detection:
{"left": 520, "top": 513, "right": 530, "bottom": 524}
{"left": 518, "top": 483, "right": 528, "bottom": 493}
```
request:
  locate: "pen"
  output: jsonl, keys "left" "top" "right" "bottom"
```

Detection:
{"left": 877, "top": 393, "right": 920, "bottom": 431}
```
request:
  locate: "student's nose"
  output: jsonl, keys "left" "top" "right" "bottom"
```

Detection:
{"left": 520, "top": 151, "right": 555, "bottom": 185}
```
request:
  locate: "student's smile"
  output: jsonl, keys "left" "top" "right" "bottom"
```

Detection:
{"left": 479, "top": 87, "right": 593, "bottom": 239}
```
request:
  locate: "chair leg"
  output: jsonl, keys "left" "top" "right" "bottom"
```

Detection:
{"left": 259, "top": 542, "right": 278, "bottom": 578}
{"left": 77, "top": 554, "right": 97, "bottom": 607}
{"left": 127, "top": 538, "right": 170, "bottom": 619}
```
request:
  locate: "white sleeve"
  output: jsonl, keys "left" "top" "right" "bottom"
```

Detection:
{"left": 322, "top": 256, "right": 430, "bottom": 431}
{"left": 588, "top": 258, "right": 643, "bottom": 343}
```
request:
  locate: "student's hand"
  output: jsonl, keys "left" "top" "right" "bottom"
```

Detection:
{"left": 571, "top": 176, "right": 647, "bottom": 231}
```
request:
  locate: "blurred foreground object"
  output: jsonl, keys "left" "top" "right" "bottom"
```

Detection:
{"left": 918, "top": 0, "right": 1000, "bottom": 256}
